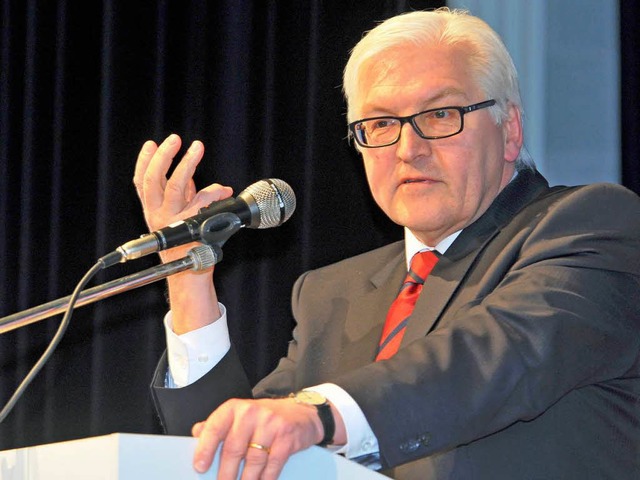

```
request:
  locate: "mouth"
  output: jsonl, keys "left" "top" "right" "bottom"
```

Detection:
{"left": 400, "top": 177, "right": 436, "bottom": 185}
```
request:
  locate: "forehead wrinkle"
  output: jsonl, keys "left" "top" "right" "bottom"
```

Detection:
{"left": 354, "top": 45, "right": 477, "bottom": 118}
{"left": 365, "top": 57, "right": 400, "bottom": 88}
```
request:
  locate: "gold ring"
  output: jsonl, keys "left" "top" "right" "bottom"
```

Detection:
{"left": 248, "top": 442, "right": 271, "bottom": 454}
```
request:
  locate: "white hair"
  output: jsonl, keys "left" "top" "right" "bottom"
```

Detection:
{"left": 343, "top": 8, "right": 535, "bottom": 170}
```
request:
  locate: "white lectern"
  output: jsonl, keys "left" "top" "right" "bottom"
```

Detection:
{"left": 0, "top": 433, "right": 385, "bottom": 479}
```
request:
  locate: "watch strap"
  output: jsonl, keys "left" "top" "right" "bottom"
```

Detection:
{"left": 315, "top": 402, "right": 335, "bottom": 446}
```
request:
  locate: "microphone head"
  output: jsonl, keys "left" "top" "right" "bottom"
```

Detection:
{"left": 239, "top": 178, "right": 296, "bottom": 229}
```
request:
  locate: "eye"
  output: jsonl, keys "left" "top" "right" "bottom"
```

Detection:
{"left": 371, "top": 118, "right": 395, "bottom": 130}
{"left": 432, "top": 109, "right": 450, "bottom": 119}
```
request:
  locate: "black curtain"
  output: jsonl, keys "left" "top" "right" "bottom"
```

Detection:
{"left": 2, "top": 0, "right": 639, "bottom": 453}
{"left": 0, "top": 0, "right": 444, "bottom": 450}
{"left": 621, "top": 0, "right": 640, "bottom": 195}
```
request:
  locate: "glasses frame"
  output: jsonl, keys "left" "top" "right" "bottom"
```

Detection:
{"left": 348, "top": 99, "right": 497, "bottom": 148}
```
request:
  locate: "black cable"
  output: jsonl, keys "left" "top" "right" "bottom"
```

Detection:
{"left": 0, "top": 260, "right": 104, "bottom": 424}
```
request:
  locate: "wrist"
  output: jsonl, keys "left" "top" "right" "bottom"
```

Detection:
{"left": 290, "top": 391, "right": 335, "bottom": 446}
{"left": 167, "top": 269, "right": 220, "bottom": 335}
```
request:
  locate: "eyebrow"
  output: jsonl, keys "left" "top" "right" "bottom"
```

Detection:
{"left": 360, "top": 86, "right": 470, "bottom": 117}
{"left": 417, "top": 87, "right": 469, "bottom": 109}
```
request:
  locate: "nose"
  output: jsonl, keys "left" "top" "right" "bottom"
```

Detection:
{"left": 395, "top": 121, "right": 432, "bottom": 163}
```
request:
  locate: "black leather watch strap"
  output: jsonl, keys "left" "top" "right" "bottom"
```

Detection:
{"left": 315, "top": 402, "right": 335, "bottom": 447}
{"left": 290, "top": 391, "right": 335, "bottom": 446}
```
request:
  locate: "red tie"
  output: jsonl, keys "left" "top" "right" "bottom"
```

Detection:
{"left": 375, "top": 250, "right": 439, "bottom": 361}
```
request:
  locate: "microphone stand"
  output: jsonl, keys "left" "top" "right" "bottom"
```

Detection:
{"left": 0, "top": 213, "right": 243, "bottom": 423}
{"left": 0, "top": 212, "right": 243, "bottom": 334}
{"left": 0, "top": 245, "right": 217, "bottom": 334}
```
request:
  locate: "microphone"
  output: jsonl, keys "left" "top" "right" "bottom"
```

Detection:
{"left": 108, "top": 178, "right": 296, "bottom": 265}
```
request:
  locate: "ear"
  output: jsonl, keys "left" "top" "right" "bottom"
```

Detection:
{"left": 503, "top": 103, "right": 523, "bottom": 164}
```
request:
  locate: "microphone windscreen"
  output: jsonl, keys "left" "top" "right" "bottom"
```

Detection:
{"left": 241, "top": 178, "right": 296, "bottom": 229}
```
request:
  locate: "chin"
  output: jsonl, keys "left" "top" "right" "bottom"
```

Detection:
{"left": 391, "top": 206, "right": 438, "bottom": 228}
{"left": 401, "top": 215, "right": 453, "bottom": 240}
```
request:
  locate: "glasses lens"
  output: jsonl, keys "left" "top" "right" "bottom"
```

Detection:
{"left": 414, "top": 108, "right": 462, "bottom": 138}
{"left": 354, "top": 118, "right": 400, "bottom": 147}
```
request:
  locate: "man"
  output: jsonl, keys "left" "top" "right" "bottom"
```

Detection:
{"left": 134, "top": 8, "right": 640, "bottom": 480}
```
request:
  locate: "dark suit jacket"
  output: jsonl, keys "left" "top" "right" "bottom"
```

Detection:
{"left": 152, "top": 170, "right": 640, "bottom": 479}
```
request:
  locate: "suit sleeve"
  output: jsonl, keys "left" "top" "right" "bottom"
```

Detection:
{"left": 150, "top": 346, "right": 252, "bottom": 436}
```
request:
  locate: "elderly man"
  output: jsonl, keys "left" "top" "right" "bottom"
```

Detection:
{"left": 134, "top": 8, "right": 640, "bottom": 480}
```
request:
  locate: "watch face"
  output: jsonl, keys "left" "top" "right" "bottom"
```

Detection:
{"left": 295, "top": 391, "right": 327, "bottom": 406}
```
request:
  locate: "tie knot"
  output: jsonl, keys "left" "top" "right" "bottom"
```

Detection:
{"left": 408, "top": 250, "right": 439, "bottom": 284}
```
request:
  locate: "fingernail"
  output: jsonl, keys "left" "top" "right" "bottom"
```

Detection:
{"left": 194, "top": 460, "right": 207, "bottom": 473}
{"left": 168, "top": 134, "right": 178, "bottom": 144}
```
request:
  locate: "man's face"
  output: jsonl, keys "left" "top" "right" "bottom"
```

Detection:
{"left": 353, "top": 44, "right": 522, "bottom": 246}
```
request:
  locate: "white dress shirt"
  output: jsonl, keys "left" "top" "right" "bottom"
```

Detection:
{"left": 164, "top": 228, "right": 460, "bottom": 460}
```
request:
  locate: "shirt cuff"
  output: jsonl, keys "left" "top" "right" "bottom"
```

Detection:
{"left": 164, "top": 303, "right": 231, "bottom": 388}
{"left": 305, "top": 383, "right": 379, "bottom": 459}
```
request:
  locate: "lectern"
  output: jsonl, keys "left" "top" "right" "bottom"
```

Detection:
{"left": 0, "top": 433, "right": 386, "bottom": 479}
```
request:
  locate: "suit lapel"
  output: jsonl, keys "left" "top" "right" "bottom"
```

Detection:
{"left": 401, "top": 170, "right": 551, "bottom": 345}
{"left": 341, "top": 245, "right": 406, "bottom": 367}
{"left": 402, "top": 245, "right": 488, "bottom": 344}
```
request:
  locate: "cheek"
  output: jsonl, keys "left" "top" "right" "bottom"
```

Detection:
{"left": 362, "top": 153, "right": 390, "bottom": 194}
{"left": 456, "top": 156, "right": 503, "bottom": 213}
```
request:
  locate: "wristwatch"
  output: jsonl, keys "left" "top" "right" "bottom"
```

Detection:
{"left": 290, "top": 390, "right": 335, "bottom": 446}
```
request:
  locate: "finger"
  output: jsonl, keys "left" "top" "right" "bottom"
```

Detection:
{"left": 193, "top": 402, "right": 236, "bottom": 474}
{"left": 142, "top": 133, "right": 183, "bottom": 210}
{"left": 185, "top": 178, "right": 197, "bottom": 204}
{"left": 255, "top": 401, "right": 325, "bottom": 480}
{"left": 234, "top": 409, "right": 278, "bottom": 480}
{"left": 163, "top": 140, "right": 205, "bottom": 210}
{"left": 216, "top": 400, "right": 284, "bottom": 480}
{"left": 245, "top": 410, "right": 303, "bottom": 480}
{"left": 241, "top": 427, "right": 298, "bottom": 480}
{"left": 217, "top": 411, "right": 259, "bottom": 480}
{"left": 187, "top": 183, "right": 234, "bottom": 212}
{"left": 258, "top": 442, "right": 291, "bottom": 480}
{"left": 133, "top": 140, "right": 158, "bottom": 200}
{"left": 159, "top": 183, "right": 233, "bottom": 229}
{"left": 192, "top": 421, "right": 205, "bottom": 438}
{"left": 241, "top": 439, "right": 273, "bottom": 480}
{"left": 182, "top": 178, "right": 233, "bottom": 211}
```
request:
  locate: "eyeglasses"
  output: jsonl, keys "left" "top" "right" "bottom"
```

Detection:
{"left": 348, "top": 99, "right": 497, "bottom": 148}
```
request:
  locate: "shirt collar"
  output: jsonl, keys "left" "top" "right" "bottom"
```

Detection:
{"left": 404, "top": 227, "right": 461, "bottom": 269}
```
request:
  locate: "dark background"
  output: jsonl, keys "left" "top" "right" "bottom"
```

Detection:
{"left": 0, "top": 0, "right": 638, "bottom": 450}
